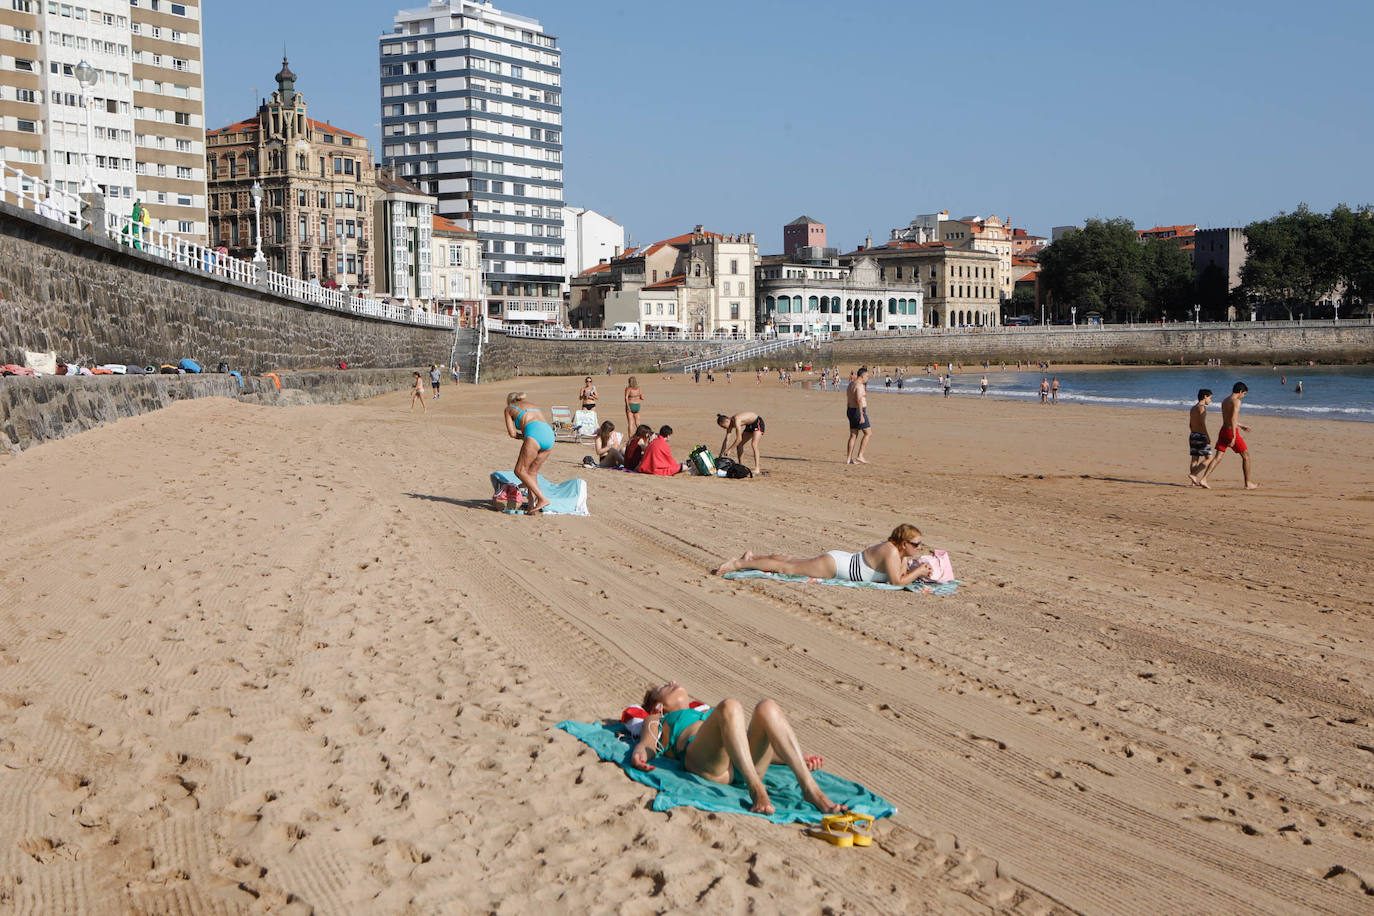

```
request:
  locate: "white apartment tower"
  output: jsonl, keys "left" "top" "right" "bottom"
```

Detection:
{"left": 380, "top": 1, "right": 564, "bottom": 325}
{"left": 0, "top": 0, "right": 207, "bottom": 239}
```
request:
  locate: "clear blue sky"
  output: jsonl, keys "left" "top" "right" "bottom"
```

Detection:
{"left": 204, "top": 0, "right": 1373, "bottom": 253}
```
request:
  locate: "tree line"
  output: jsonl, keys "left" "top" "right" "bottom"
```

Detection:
{"left": 1240, "top": 204, "right": 1373, "bottom": 319}
{"left": 1034, "top": 206, "right": 1371, "bottom": 323}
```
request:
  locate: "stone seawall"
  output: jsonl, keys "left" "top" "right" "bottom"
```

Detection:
{"left": 484, "top": 325, "right": 1374, "bottom": 378}
{"left": 1, "top": 368, "right": 421, "bottom": 454}
{"left": 0, "top": 202, "right": 454, "bottom": 373}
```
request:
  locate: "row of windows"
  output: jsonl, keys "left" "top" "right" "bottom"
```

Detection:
{"left": 132, "top": 50, "right": 195, "bottom": 72}
{"left": 470, "top": 218, "right": 561, "bottom": 240}
{"left": 479, "top": 239, "right": 560, "bottom": 258}
{"left": 129, "top": 22, "right": 197, "bottom": 45}
{"left": 129, "top": 0, "right": 192, "bottom": 16}
{"left": 384, "top": 56, "right": 559, "bottom": 87}
{"left": 383, "top": 118, "right": 559, "bottom": 145}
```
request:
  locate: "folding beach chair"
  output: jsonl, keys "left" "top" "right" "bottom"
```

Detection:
{"left": 572, "top": 408, "right": 599, "bottom": 441}
{"left": 550, "top": 405, "right": 577, "bottom": 441}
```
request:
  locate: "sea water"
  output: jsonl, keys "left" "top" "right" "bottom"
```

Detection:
{"left": 861, "top": 365, "right": 1374, "bottom": 423}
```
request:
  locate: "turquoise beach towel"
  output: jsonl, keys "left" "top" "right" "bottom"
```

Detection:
{"left": 489, "top": 470, "right": 589, "bottom": 516}
{"left": 556, "top": 720, "right": 896, "bottom": 824}
{"left": 723, "top": 569, "right": 959, "bottom": 595}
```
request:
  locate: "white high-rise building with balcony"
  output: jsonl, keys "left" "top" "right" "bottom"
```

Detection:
{"left": 0, "top": 0, "right": 207, "bottom": 239}
{"left": 380, "top": 1, "right": 563, "bottom": 325}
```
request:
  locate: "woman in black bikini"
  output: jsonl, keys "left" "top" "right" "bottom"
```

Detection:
{"left": 579, "top": 377, "right": 598, "bottom": 411}
{"left": 629, "top": 680, "right": 846, "bottom": 816}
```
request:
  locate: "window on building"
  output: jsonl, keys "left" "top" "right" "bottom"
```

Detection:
{"left": 730, "top": 303, "right": 740, "bottom": 320}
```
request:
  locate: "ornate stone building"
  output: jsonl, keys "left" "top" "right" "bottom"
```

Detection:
{"left": 569, "top": 227, "right": 757, "bottom": 335}
{"left": 757, "top": 252, "right": 923, "bottom": 334}
{"left": 206, "top": 59, "right": 375, "bottom": 287}
{"left": 840, "top": 240, "right": 1001, "bottom": 329}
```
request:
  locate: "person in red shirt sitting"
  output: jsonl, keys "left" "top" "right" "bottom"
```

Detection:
{"left": 638, "top": 424, "right": 687, "bottom": 476}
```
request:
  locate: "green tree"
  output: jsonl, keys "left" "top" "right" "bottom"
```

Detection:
{"left": 1140, "top": 237, "right": 1196, "bottom": 318}
{"left": 1037, "top": 218, "right": 1151, "bottom": 322}
{"left": 1010, "top": 285, "right": 1037, "bottom": 313}
{"left": 1331, "top": 204, "right": 1374, "bottom": 315}
{"left": 1241, "top": 205, "right": 1341, "bottom": 318}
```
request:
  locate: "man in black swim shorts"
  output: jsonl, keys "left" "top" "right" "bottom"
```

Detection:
{"left": 717, "top": 411, "right": 766, "bottom": 474}
{"left": 845, "top": 367, "right": 872, "bottom": 464}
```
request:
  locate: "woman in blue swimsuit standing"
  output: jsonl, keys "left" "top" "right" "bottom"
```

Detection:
{"left": 629, "top": 680, "right": 847, "bottom": 817}
{"left": 504, "top": 392, "right": 555, "bottom": 515}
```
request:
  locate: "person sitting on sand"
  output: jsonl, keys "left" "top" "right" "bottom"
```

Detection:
{"left": 717, "top": 411, "right": 765, "bottom": 474}
{"left": 593, "top": 420, "right": 624, "bottom": 468}
{"left": 713, "top": 524, "right": 932, "bottom": 586}
{"left": 630, "top": 680, "right": 848, "bottom": 816}
{"left": 623, "top": 424, "right": 654, "bottom": 472}
{"left": 503, "top": 392, "right": 554, "bottom": 514}
{"left": 638, "top": 424, "right": 687, "bottom": 476}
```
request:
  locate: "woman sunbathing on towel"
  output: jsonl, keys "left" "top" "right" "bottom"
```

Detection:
{"left": 630, "top": 681, "right": 847, "bottom": 816}
{"left": 503, "top": 392, "right": 554, "bottom": 514}
{"left": 712, "top": 523, "right": 931, "bottom": 585}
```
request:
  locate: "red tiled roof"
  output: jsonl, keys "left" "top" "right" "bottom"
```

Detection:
{"left": 1137, "top": 224, "right": 1197, "bottom": 238}
{"left": 432, "top": 214, "right": 474, "bottom": 236}
{"left": 577, "top": 262, "right": 612, "bottom": 277}
{"left": 643, "top": 274, "right": 686, "bottom": 290}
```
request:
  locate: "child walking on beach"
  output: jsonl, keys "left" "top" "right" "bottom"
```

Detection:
{"left": 410, "top": 372, "right": 427, "bottom": 412}
{"left": 1187, "top": 389, "right": 1213, "bottom": 487}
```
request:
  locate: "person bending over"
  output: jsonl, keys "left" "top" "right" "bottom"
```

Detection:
{"left": 593, "top": 420, "right": 624, "bottom": 468}
{"left": 712, "top": 523, "right": 931, "bottom": 585}
{"left": 503, "top": 392, "right": 554, "bottom": 514}
{"left": 717, "top": 411, "right": 765, "bottom": 474}
{"left": 630, "top": 680, "right": 847, "bottom": 816}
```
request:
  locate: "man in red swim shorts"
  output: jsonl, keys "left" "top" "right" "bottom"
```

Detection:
{"left": 1199, "top": 381, "right": 1258, "bottom": 490}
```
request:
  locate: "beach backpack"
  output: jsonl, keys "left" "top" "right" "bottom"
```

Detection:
{"left": 715, "top": 456, "right": 752, "bottom": 479}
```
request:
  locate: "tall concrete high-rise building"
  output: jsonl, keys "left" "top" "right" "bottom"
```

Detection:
{"left": 0, "top": 0, "right": 207, "bottom": 239}
{"left": 380, "top": 1, "right": 564, "bottom": 325}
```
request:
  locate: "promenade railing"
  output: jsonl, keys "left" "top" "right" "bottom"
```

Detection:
{"left": 683, "top": 334, "right": 827, "bottom": 373}
{"left": 102, "top": 209, "right": 454, "bottom": 330}
{"left": 0, "top": 160, "right": 89, "bottom": 229}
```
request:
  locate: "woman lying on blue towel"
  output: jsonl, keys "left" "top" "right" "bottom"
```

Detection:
{"left": 630, "top": 681, "right": 847, "bottom": 817}
{"left": 711, "top": 523, "right": 931, "bottom": 585}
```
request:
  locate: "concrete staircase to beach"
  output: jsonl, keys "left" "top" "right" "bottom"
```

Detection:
{"left": 682, "top": 336, "right": 822, "bottom": 373}
{"left": 450, "top": 327, "right": 480, "bottom": 383}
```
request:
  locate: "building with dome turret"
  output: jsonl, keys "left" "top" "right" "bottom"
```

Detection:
{"left": 206, "top": 59, "right": 377, "bottom": 287}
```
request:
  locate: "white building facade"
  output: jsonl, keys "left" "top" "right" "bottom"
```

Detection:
{"left": 562, "top": 205, "right": 624, "bottom": 283}
{"left": 1, "top": 0, "right": 207, "bottom": 238}
{"left": 380, "top": 1, "right": 563, "bottom": 325}
{"left": 373, "top": 170, "right": 434, "bottom": 301}
{"left": 758, "top": 254, "right": 923, "bottom": 334}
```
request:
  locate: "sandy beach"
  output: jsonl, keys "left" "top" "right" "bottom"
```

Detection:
{"left": 1, "top": 369, "right": 1372, "bottom": 914}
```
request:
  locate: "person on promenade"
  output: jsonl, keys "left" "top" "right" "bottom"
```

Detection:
{"left": 1198, "top": 382, "right": 1258, "bottom": 490}
{"left": 1187, "top": 388, "right": 1214, "bottom": 487}
{"left": 429, "top": 364, "right": 441, "bottom": 399}
{"left": 846, "top": 367, "right": 872, "bottom": 464}
{"left": 503, "top": 392, "right": 555, "bottom": 514}
{"left": 630, "top": 680, "right": 847, "bottom": 816}
{"left": 592, "top": 420, "right": 624, "bottom": 468}
{"left": 1051, "top": 377, "right": 1060, "bottom": 403}
{"left": 579, "top": 376, "right": 599, "bottom": 411}
{"left": 624, "top": 376, "right": 645, "bottom": 432}
{"left": 711, "top": 523, "right": 933, "bottom": 586}
{"left": 410, "top": 371, "right": 427, "bottom": 413}
{"left": 717, "top": 411, "right": 765, "bottom": 474}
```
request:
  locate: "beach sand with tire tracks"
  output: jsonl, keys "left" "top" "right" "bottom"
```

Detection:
{"left": 0, "top": 370, "right": 1371, "bottom": 913}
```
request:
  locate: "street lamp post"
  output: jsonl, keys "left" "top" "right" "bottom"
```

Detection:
{"left": 1194, "top": 303, "right": 1200, "bottom": 326}
{"left": 1071, "top": 306, "right": 1077, "bottom": 327}
{"left": 74, "top": 60, "right": 99, "bottom": 195}
{"left": 250, "top": 181, "right": 266, "bottom": 265}
{"left": 1334, "top": 301, "right": 1340, "bottom": 322}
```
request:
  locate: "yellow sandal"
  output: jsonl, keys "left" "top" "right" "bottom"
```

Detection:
{"left": 823, "top": 813, "right": 874, "bottom": 847}
{"left": 806, "top": 820, "right": 854, "bottom": 847}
